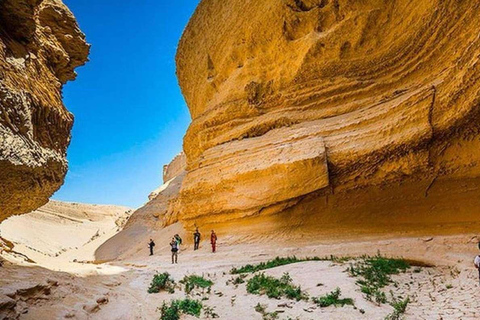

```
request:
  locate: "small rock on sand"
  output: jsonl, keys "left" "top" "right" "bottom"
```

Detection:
{"left": 83, "top": 303, "right": 100, "bottom": 313}
{"left": 96, "top": 296, "right": 109, "bottom": 305}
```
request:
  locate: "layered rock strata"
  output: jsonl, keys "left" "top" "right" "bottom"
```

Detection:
{"left": 173, "top": 0, "right": 480, "bottom": 225}
{"left": 162, "top": 152, "right": 186, "bottom": 184}
{"left": 0, "top": 0, "right": 89, "bottom": 221}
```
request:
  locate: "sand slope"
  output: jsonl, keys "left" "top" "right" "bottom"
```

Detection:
{"left": 0, "top": 200, "right": 132, "bottom": 274}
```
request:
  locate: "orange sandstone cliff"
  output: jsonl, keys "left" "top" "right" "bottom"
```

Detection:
{"left": 0, "top": 0, "right": 89, "bottom": 221}
{"left": 173, "top": 0, "right": 480, "bottom": 227}
{"left": 98, "top": 0, "right": 480, "bottom": 260}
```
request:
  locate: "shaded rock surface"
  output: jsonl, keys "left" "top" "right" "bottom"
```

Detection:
{"left": 171, "top": 0, "right": 480, "bottom": 226}
{"left": 0, "top": 0, "right": 89, "bottom": 221}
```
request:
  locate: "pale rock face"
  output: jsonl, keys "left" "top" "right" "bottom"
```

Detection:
{"left": 162, "top": 152, "right": 186, "bottom": 184}
{"left": 174, "top": 0, "right": 480, "bottom": 224}
{"left": 96, "top": 152, "right": 188, "bottom": 261}
{"left": 0, "top": 0, "right": 89, "bottom": 221}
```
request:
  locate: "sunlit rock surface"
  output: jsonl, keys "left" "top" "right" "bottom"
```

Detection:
{"left": 96, "top": 148, "right": 188, "bottom": 261}
{"left": 0, "top": 0, "right": 89, "bottom": 221}
{"left": 98, "top": 0, "right": 480, "bottom": 262}
{"left": 173, "top": 0, "right": 480, "bottom": 225}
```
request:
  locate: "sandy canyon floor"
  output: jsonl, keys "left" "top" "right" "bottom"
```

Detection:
{"left": 2, "top": 221, "right": 480, "bottom": 320}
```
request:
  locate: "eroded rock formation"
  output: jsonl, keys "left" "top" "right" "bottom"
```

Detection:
{"left": 0, "top": 0, "right": 89, "bottom": 221}
{"left": 162, "top": 152, "right": 186, "bottom": 184}
{"left": 173, "top": 0, "right": 480, "bottom": 227}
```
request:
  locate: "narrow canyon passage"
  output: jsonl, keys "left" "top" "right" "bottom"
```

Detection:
{"left": 2, "top": 0, "right": 480, "bottom": 319}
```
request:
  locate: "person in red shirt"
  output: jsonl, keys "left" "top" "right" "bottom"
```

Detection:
{"left": 210, "top": 230, "right": 217, "bottom": 253}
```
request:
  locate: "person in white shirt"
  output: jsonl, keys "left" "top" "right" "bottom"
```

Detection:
{"left": 474, "top": 252, "right": 480, "bottom": 285}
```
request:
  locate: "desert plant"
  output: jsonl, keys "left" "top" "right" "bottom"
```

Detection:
{"left": 159, "top": 301, "right": 180, "bottom": 320}
{"left": 254, "top": 303, "right": 279, "bottom": 320}
{"left": 246, "top": 272, "right": 307, "bottom": 301}
{"left": 203, "top": 305, "right": 219, "bottom": 318}
{"left": 254, "top": 303, "right": 266, "bottom": 314}
{"left": 348, "top": 254, "right": 409, "bottom": 303}
{"left": 148, "top": 272, "right": 175, "bottom": 294}
{"left": 385, "top": 296, "right": 410, "bottom": 320}
{"left": 231, "top": 255, "right": 350, "bottom": 274}
{"left": 159, "top": 298, "right": 203, "bottom": 320}
{"left": 232, "top": 274, "right": 247, "bottom": 285}
{"left": 180, "top": 274, "right": 214, "bottom": 294}
{"left": 178, "top": 298, "right": 202, "bottom": 316}
{"left": 312, "top": 287, "right": 354, "bottom": 307}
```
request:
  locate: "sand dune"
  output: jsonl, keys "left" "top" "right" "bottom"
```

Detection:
{"left": 0, "top": 200, "right": 131, "bottom": 274}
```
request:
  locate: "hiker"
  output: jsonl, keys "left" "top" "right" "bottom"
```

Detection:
{"left": 174, "top": 234, "right": 183, "bottom": 251}
{"left": 170, "top": 237, "right": 179, "bottom": 264}
{"left": 148, "top": 239, "right": 155, "bottom": 256}
{"left": 194, "top": 228, "right": 201, "bottom": 251}
{"left": 210, "top": 230, "right": 217, "bottom": 253}
{"left": 475, "top": 242, "right": 480, "bottom": 285}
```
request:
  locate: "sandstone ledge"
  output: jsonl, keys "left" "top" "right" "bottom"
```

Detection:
{"left": 174, "top": 0, "right": 480, "bottom": 223}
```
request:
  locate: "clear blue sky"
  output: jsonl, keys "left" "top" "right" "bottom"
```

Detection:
{"left": 53, "top": 0, "right": 200, "bottom": 208}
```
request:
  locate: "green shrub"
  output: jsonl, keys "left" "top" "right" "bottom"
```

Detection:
{"left": 177, "top": 298, "right": 202, "bottom": 316}
{"left": 231, "top": 255, "right": 350, "bottom": 274}
{"left": 180, "top": 274, "right": 214, "bottom": 294}
{"left": 312, "top": 288, "right": 354, "bottom": 307}
{"left": 159, "top": 298, "right": 203, "bottom": 320}
{"left": 360, "top": 284, "right": 387, "bottom": 304}
{"left": 385, "top": 296, "right": 410, "bottom": 320}
{"left": 348, "top": 254, "right": 409, "bottom": 303}
{"left": 148, "top": 272, "right": 175, "bottom": 294}
{"left": 159, "top": 301, "right": 180, "bottom": 320}
{"left": 246, "top": 272, "right": 307, "bottom": 301}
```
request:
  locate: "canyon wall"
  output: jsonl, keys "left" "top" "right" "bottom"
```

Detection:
{"left": 0, "top": 0, "right": 89, "bottom": 221}
{"left": 96, "top": 164, "right": 185, "bottom": 261}
{"left": 97, "top": 0, "right": 480, "bottom": 262}
{"left": 162, "top": 152, "right": 186, "bottom": 184}
{"left": 173, "top": 0, "right": 480, "bottom": 228}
